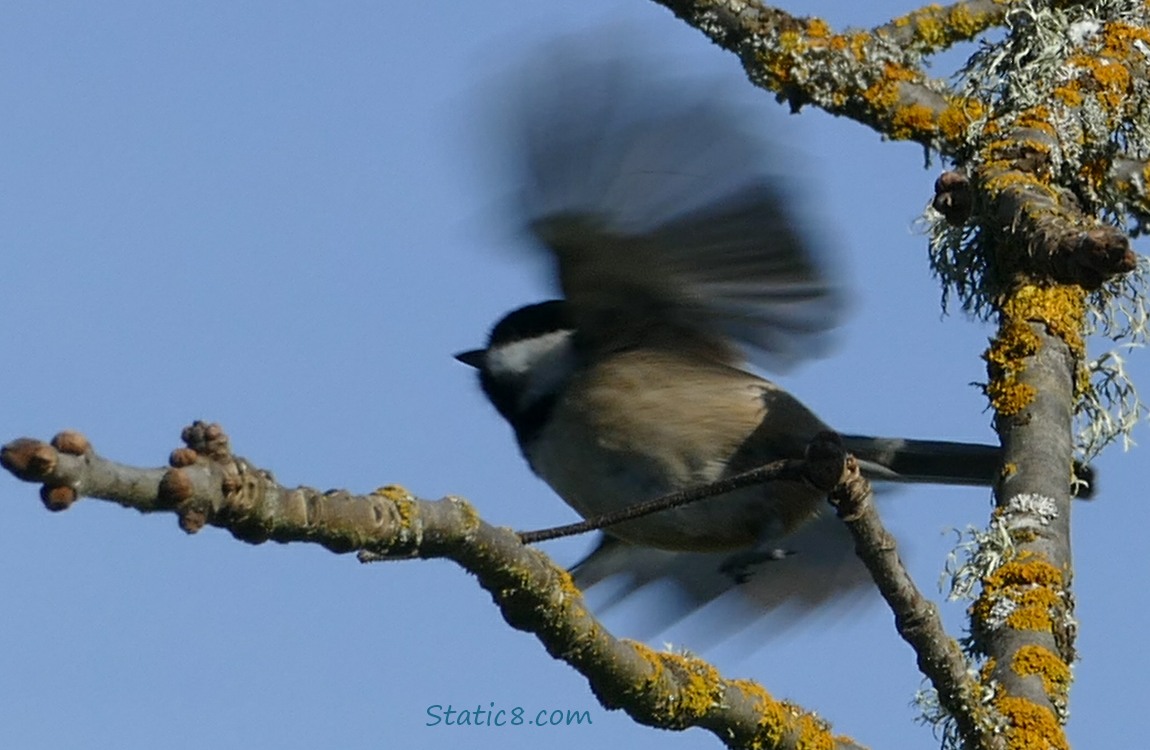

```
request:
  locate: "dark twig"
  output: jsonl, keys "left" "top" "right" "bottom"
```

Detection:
{"left": 517, "top": 458, "right": 806, "bottom": 543}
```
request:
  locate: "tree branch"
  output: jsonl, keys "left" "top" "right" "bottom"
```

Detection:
{"left": 822, "top": 438, "right": 1003, "bottom": 750}
{"left": 975, "top": 291, "right": 1084, "bottom": 750}
{"left": 873, "top": 1, "right": 1016, "bottom": 55}
{"left": 651, "top": 3, "right": 1140, "bottom": 300}
{"left": 2, "top": 422, "right": 868, "bottom": 750}
{"left": 979, "top": 137, "right": 1136, "bottom": 289}
{"left": 647, "top": 0, "right": 984, "bottom": 151}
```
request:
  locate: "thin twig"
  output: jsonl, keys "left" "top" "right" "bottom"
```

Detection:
{"left": 517, "top": 458, "right": 806, "bottom": 543}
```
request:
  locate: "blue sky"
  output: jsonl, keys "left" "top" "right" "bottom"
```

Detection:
{"left": 2, "top": 3, "right": 1146, "bottom": 749}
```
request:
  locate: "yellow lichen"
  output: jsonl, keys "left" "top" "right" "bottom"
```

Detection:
{"left": 793, "top": 713, "right": 836, "bottom": 750}
{"left": 622, "top": 643, "right": 728, "bottom": 726}
{"left": 727, "top": 677, "right": 846, "bottom": 750}
{"left": 1004, "top": 587, "right": 1061, "bottom": 632}
{"left": 938, "top": 96, "right": 986, "bottom": 143}
{"left": 913, "top": 15, "right": 947, "bottom": 48}
{"left": 373, "top": 484, "right": 413, "bottom": 502}
{"left": 1012, "top": 645, "right": 1072, "bottom": 701}
{"left": 885, "top": 1, "right": 994, "bottom": 51}
{"left": 985, "top": 318, "right": 1042, "bottom": 416}
{"left": 1079, "top": 157, "right": 1111, "bottom": 192}
{"left": 973, "top": 556, "right": 1066, "bottom": 634}
{"left": 945, "top": 2, "right": 982, "bottom": 39}
{"left": 986, "top": 557, "right": 1065, "bottom": 590}
{"left": 1070, "top": 54, "right": 1132, "bottom": 113}
{"left": 805, "top": 17, "right": 831, "bottom": 39}
{"left": 1101, "top": 20, "right": 1150, "bottom": 53}
{"left": 995, "top": 696, "right": 1070, "bottom": 750}
{"left": 1013, "top": 106, "right": 1056, "bottom": 135}
{"left": 1051, "top": 83, "right": 1084, "bottom": 107}
{"left": 861, "top": 60, "right": 922, "bottom": 113}
{"left": 627, "top": 640, "right": 667, "bottom": 692}
{"left": 847, "top": 31, "right": 871, "bottom": 61}
{"left": 986, "top": 379, "right": 1039, "bottom": 416}
{"left": 1061, "top": 22, "right": 1149, "bottom": 123}
{"left": 982, "top": 167, "right": 1059, "bottom": 200}
{"left": 380, "top": 487, "right": 420, "bottom": 528}
{"left": 1011, "top": 528, "right": 1039, "bottom": 544}
{"left": 555, "top": 566, "right": 583, "bottom": 599}
{"left": 979, "top": 657, "right": 998, "bottom": 685}
{"left": 739, "top": 678, "right": 788, "bottom": 748}
{"left": 777, "top": 30, "right": 805, "bottom": 54}
{"left": 890, "top": 102, "right": 937, "bottom": 139}
{"left": 984, "top": 285, "right": 1087, "bottom": 417}
{"left": 659, "top": 650, "right": 723, "bottom": 719}
{"left": 1002, "top": 285, "right": 1087, "bottom": 359}
{"left": 1086, "top": 58, "right": 1130, "bottom": 90}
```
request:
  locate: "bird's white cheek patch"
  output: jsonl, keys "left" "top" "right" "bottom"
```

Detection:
{"left": 486, "top": 329, "right": 577, "bottom": 407}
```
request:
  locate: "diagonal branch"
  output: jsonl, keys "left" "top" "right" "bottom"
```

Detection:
{"left": 874, "top": 1, "right": 1017, "bottom": 55}
{"left": 647, "top": 0, "right": 985, "bottom": 151}
{"left": 820, "top": 437, "right": 1003, "bottom": 750}
{"left": 2, "top": 422, "right": 867, "bottom": 750}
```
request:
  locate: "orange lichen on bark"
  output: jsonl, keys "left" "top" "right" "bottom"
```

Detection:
{"left": 972, "top": 555, "right": 1066, "bottom": 634}
{"left": 613, "top": 649, "right": 849, "bottom": 748}
{"left": 886, "top": 1, "right": 1005, "bottom": 51}
{"left": 1051, "top": 83, "right": 1084, "bottom": 107}
{"left": 1005, "top": 587, "right": 1062, "bottom": 632}
{"left": 980, "top": 151, "right": 1059, "bottom": 199}
{"left": 738, "top": 677, "right": 839, "bottom": 750}
{"left": 1012, "top": 645, "right": 1072, "bottom": 703}
{"left": 890, "top": 102, "right": 938, "bottom": 139}
{"left": 651, "top": 647, "right": 725, "bottom": 722}
{"left": 985, "top": 285, "right": 1087, "bottom": 417}
{"left": 938, "top": 96, "right": 988, "bottom": 143}
{"left": 1100, "top": 19, "right": 1150, "bottom": 52}
{"left": 986, "top": 555, "right": 1064, "bottom": 589}
{"left": 985, "top": 317, "right": 1042, "bottom": 416}
{"left": 979, "top": 657, "right": 998, "bottom": 685}
{"left": 1056, "top": 20, "right": 1150, "bottom": 129}
{"left": 1012, "top": 106, "right": 1056, "bottom": 136}
{"left": 971, "top": 552, "right": 1074, "bottom": 746}
{"left": 1005, "top": 285, "right": 1087, "bottom": 358}
{"left": 623, "top": 643, "right": 728, "bottom": 727}
{"left": 862, "top": 61, "right": 921, "bottom": 110}
{"left": 994, "top": 695, "right": 1070, "bottom": 750}
{"left": 805, "top": 17, "right": 832, "bottom": 39}
{"left": 1069, "top": 54, "right": 1132, "bottom": 113}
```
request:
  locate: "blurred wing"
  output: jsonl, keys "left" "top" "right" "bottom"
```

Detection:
{"left": 570, "top": 513, "right": 874, "bottom": 647}
{"left": 511, "top": 41, "right": 844, "bottom": 371}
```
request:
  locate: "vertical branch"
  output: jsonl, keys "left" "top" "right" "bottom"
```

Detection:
{"left": 975, "top": 284, "right": 1085, "bottom": 748}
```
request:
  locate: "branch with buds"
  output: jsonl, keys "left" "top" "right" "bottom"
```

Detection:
{"left": 3, "top": 422, "right": 1003, "bottom": 749}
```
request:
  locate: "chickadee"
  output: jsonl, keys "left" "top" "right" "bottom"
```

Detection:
{"left": 457, "top": 45, "right": 1012, "bottom": 630}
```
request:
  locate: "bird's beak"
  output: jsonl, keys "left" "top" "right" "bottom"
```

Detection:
{"left": 454, "top": 349, "right": 486, "bottom": 369}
